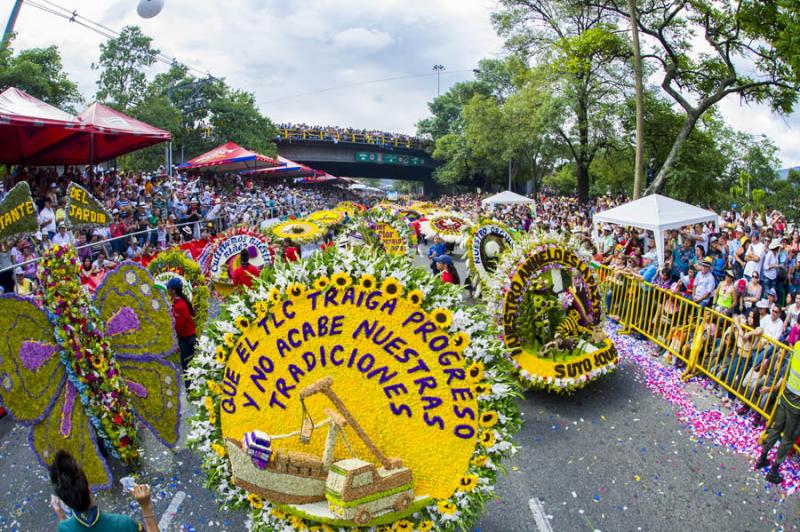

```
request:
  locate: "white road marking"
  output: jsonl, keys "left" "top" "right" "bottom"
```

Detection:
{"left": 528, "top": 497, "right": 554, "bottom": 532}
{"left": 158, "top": 490, "right": 186, "bottom": 531}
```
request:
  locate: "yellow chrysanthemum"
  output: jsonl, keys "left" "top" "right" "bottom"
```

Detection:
{"left": 473, "top": 382, "right": 490, "bottom": 397}
{"left": 406, "top": 289, "right": 424, "bottom": 306}
{"left": 430, "top": 308, "right": 452, "bottom": 329}
{"left": 223, "top": 333, "right": 236, "bottom": 348}
{"left": 330, "top": 272, "right": 352, "bottom": 290}
{"left": 466, "top": 361, "right": 485, "bottom": 382}
{"left": 270, "top": 507, "right": 288, "bottom": 519}
{"left": 255, "top": 300, "right": 269, "bottom": 316}
{"left": 215, "top": 347, "right": 228, "bottom": 366}
{"left": 313, "top": 276, "right": 330, "bottom": 291}
{"left": 358, "top": 274, "right": 377, "bottom": 291}
{"left": 417, "top": 521, "right": 434, "bottom": 532}
{"left": 211, "top": 443, "right": 226, "bottom": 457}
{"left": 392, "top": 520, "right": 413, "bottom": 531}
{"left": 436, "top": 500, "right": 458, "bottom": 515}
{"left": 471, "top": 455, "right": 489, "bottom": 468}
{"left": 234, "top": 316, "right": 250, "bottom": 331}
{"left": 381, "top": 277, "right": 404, "bottom": 297}
{"left": 452, "top": 331, "right": 471, "bottom": 351}
{"left": 479, "top": 411, "right": 499, "bottom": 428}
{"left": 268, "top": 287, "right": 282, "bottom": 304}
{"left": 247, "top": 493, "right": 263, "bottom": 510}
{"left": 206, "top": 380, "right": 222, "bottom": 395}
{"left": 287, "top": 282, "right": 306, "bottom": 298}
{"left": 479, "top": 430, "right": 496, "bottom": 448}
{"left": 458, "top": 474, "right": 479, "bottom": 492}
{"left": 203, "top": 395, "right": 214, "bottom": 415}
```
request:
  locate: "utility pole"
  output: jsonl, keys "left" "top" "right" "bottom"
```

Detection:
{"left": 433, "top": 64, "right": 445, "bottom": 96}
{"left": 1, "top": 0, "right": 24, "bottom": 52}
{"left": 629, "top": 0, "right": 645, "bottom": 199}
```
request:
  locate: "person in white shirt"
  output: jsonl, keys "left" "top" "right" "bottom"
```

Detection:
{"left": 743, "top": 231, "right": 766, "bottom": 281}
{"left": 762, "top": 238, "right": 782, "bottom": 294}
{"left": 51, "top": 223, "right": 74, "bottom": 247}
{"left": 692, "top": 257, "right": 717, "bottom": 308}
{"left": 38, "top": 198, "right": 56, "bottom": 239}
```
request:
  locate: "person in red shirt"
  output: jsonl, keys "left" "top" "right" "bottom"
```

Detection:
{"left": 434, "top": 255, "right": 460, "bottom": 285}
{"left": 167, "top": 277, "right": 196, "bottom": 385}
{"left": 232, "top": 249, "right": 261, "bottom": 288}
{"left": 283, "top": 239, "right": 300, "bottom": 262}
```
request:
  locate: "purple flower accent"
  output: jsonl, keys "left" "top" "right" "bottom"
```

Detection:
{"left": 19, "top": 341, "right": 59, "bottom": 371}
{"left": 60, "top": 382, "right": 77, "bottom": 437}
{"left": 125, "top": 380, "right": 148, "bottom": 399}
{"left": 106, "top": 307, "right": 140, "bottom": 337}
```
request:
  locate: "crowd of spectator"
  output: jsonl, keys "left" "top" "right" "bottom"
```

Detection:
{"left": 276, "top": 123, "right": 424, "bottom": 148}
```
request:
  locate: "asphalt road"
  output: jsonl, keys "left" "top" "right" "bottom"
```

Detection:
{"left": 0, "top": 251, "right": 798, "bottom": 530}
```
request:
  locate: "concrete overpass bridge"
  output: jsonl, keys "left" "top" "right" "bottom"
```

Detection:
{"left": 275, "top": 128, "right": 437, "bottom": 183}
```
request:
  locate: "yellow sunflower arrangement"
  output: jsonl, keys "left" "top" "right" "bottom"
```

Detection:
{"left": 406, "top": 289, "right": 424, "bottom": 306}
{"left": 313, "top": 276, "right": 331, "bottom": 291}
{"left": 381, "top": 277, "right": 404, "bottom": 297}
{"left": 358, "top": 273, "right": 377, "bottom": 291}
{"left": 430, "top": 308, "right": 453, "bottom": 329}
{"left": 330, "top": 272, "right": 352, "bottom": 290}
{"left": 286, "top": 282, "right": 306, "bottom": 298}
{"left": 247, "top": 494, "right": 264, "bottom": 510}
{"left": 307, "top": 210, "right": 345, "bottom": 227}
{"left": 479, "top": 411, "right": 499, "bottom": 428}
{"left": 458, "top": 474, "right": 479, "bottom": 492}
{"left": 269, "top": 220, "right": 324, "bottom": 244}
{"left": 335, "top": 201, "right": 367, "bottom": 216}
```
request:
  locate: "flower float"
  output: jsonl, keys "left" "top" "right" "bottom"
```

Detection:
{"left": 149, "top": 249, "right": 210, "bottom": 333}
{"left": 199, "top": 227, "right": 273, "bottom": 296}
{"left": 465, "top": 220, "right": 516, "bottom": 297}
{"left": 486, "top": 232, "right": 617, "bottom": 393}
{"left": 267, "top": 219, "right": 325, "bottom": 245}
{"left": 187, "top": 248, "right": 520, "bottom": 530}
{"left": 0, "top": 245, "right": 181, "bottom": 488}
{"left": 421, "top": 214, "right": 471, "bottom": 244}
{"left": 337, "top": 210, "right": 417, "bottom": 259}
{"left": 306, "top": 209, "right": 345, "bottom": 228}
{"left": 335, "top": 201, "right": 367, "bottom": 217}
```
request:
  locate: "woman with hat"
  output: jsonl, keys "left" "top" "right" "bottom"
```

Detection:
{"left": 434, "top": 255, "right": 460, "bottom": 285}
{"left": 167, "top": 277, "right": 196, "bottom": 382}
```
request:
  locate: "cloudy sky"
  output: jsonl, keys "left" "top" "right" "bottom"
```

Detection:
{"left": 6, "top": 0, "right": 800, "bottom": 168}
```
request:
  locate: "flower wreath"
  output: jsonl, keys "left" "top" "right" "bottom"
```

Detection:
{"left": 337, "top": 210, "right": 417, "bottom": 259}
{"left": 486, "top": 231, "right": 617, "bottom": 393}
{"left": 306, "top": 209, "right": 346, "bottom": 228}
{"left": 465, "top": 220, "right": 516, "bottom": 296}
{"left": 199, "top": 227, "right": 273, "bottom": 284}
{"left": 148, "top": 249, "right": 211, "bottom": 333}
{"left": 267, "top": 219, "right": 325, "bottom": 245}
{"left": 421, "top": 214, "right": 470, "bottom": 245}
{"left": 186, "top": 248, "right": 521, "bottom": 531}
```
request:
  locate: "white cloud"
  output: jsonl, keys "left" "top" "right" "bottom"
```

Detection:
{"left": 331, "top": 28, "right": 394, "bottom": 50}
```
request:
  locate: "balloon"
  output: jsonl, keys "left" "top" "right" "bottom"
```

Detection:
{"left": 137, "top": 0, "right": 164, "bottom": 18}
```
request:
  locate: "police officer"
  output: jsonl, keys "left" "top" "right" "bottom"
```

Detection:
{"left": 754, "top": 343, "right": 800, "bottom": 484}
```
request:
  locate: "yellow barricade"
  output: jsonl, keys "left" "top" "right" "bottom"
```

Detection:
{"left": 595, "top": 264, "right": 793, "bottom": 448}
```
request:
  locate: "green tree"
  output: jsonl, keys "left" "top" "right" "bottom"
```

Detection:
{"left": 0, "top": 40, "right": 82, "bottom": 112}
{"left": 93, "top": 26, "right": 159, "bottom": 110}
{"left": 209, "top": 88, "right": 278, "bottom": 156}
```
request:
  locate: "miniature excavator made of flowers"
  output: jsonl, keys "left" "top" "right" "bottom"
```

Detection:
{"left": 225, "top": 376, "right": 414, "bottom": 525}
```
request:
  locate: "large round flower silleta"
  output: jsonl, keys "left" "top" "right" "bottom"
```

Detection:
{"left": 421, "top": 214, "right": 471, "bottom": 244}
{"left": 187, "top": 248, "right": 520, "bottom": 531}
{"left": 306, "top": 209, "right": 345, "bottom": 227}
{"left": 268, "top": 220, "right": 324, "bottom": 244}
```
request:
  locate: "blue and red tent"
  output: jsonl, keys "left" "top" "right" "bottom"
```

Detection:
{"left": 178, "top": 141, "right": 280, "bottom": 173}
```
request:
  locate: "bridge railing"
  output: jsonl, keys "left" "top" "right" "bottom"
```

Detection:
{"left": 595, "top": 263, "right": 796, "bottom": 450}
{"left": 277, "top": 128, "right": 429, "bottom": 150}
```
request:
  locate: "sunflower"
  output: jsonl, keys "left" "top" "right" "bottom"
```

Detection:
{"left": 234, "top": 316, "right": 250, "bottom": 331}
{"left": 471, "top": 455, "right": 489, "bottom": 468}
{"left": 479, "top": 411, "right": 499, "bottom": 428}
{"left": 270, "top": 507, "right": 288, "bottom": 520}
{"left": 268, "top": 287, "right": 282, "bottom": 304}
{"left": 436, "top": 500, "right": 458, "bottom": 515}
{"left": 392, "top": 520, "right": 413, "bottom": 531}
{"left": 206, "top": 380, "right": 222, "bottom": 395}
{"left": 479, "top": 430, "right": 497, "bottom": 448}
{"left": 452, "top": 331, "right": 471, "bottom": 351}
{"left": 473, "top": 382, "right": 490, "bottom": 397}
{"left": 417, "top": 521, "right": 434, "bottom": 532}
{"left": 358, "top": 274, "right": 378, "bottom": 291}
{"left": 211, "top": 443, "right": 226, "bottom": 457}
{"left": 287, "top": 282, "right": 306, "bottom": 298}
{"left": 223, "top": 333, "right": 236, "bottom": 348}
{"left": 466, "top": 361, "right": 485, "bottom": 382}
{"left": 313, "top": 276, "right": 331, "bottom": 291}
{"left": 381, "top": 277, "right": 403, "bottom": 297}
{"left": 331, "top": 272, "right": 352, "bottom": 290}
{"left": 247, "top": 493, "right": 263, "bottom": 510}
{"left": 458, "top": 474, "right": 479, "bottom": 492}
{"left": 288, "top": 515, "right": 307, "bottom": 530}
{"left": 406, "top": 289, "right": 424, "bottom": 306}
{"left": 255, "top": 300, "right": 269, "bottom": 316}
{"left": 215, "top": 347, "right": 228, "bottom": 365}
{"left": 270, "top": 220, "right": 323, "bottom": 244}
{"left": 203, "top": 395, "right": 215, "bottom": 416}
{"left": 430, "top": 308, "right": 452, "bottom": 329}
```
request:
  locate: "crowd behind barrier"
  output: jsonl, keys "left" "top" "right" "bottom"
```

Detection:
{"left": 276, "top": 123, "right": 428, "bottom": 150}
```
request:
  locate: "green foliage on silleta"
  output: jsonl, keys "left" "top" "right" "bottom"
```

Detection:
{"left": 0, "top": 182, "right": 39, "bottom": 240}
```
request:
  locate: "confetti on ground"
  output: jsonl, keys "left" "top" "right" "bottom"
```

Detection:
{"left": 607, "top": 322, "right": 800, "bottom": 495}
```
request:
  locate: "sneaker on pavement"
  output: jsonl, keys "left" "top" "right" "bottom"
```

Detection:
{"left": 766, "top": 469, "right": 783, "bottom": 484}
{"left": 754, "top": 454, "right": 770, "bottom": 470}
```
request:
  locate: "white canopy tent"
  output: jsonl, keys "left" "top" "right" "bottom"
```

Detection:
{"left": 593, "top": 194, "right": 719, "bottom": 266}
{"left": 481, "top": 190, "right": 535, "bottom": 208}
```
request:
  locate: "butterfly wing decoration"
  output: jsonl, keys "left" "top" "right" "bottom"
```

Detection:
{"left": 94, "top": 261, "right": 181, "bottom": 447}
{"left": 0, "top": 295, "right": 112, "bottom": 488}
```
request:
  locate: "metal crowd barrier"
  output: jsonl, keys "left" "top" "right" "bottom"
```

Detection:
{"left": 595, "top": 264, "right": 795, "bottom": 450}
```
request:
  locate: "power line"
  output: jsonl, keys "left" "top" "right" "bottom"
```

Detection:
{"left": 262, "top": 69, "right": 474, "bottom": 105}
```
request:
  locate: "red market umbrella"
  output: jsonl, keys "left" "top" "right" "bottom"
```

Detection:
{"left": 178, "top": 141, "right": 279, "bottom": 173}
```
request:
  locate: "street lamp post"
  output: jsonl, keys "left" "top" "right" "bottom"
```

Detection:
{"left": 433, "top": 64, "right": 445, "bottom": 96}
{"left": 1, "top": 0, "right": 24, "bottom": 52}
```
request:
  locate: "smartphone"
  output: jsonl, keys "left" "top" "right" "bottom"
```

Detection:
{"left": 120, "top": 476, "right": 136, "bottom": 492}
